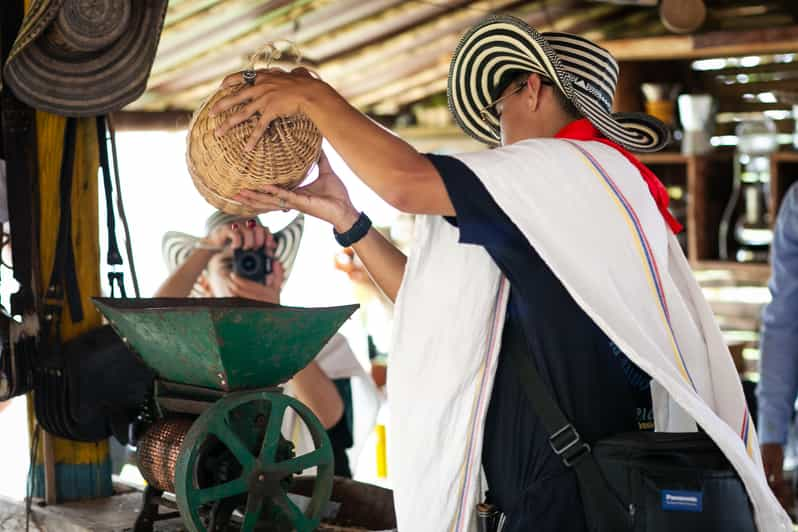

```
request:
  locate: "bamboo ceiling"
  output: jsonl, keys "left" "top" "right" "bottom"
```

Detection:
{"left": 127, "top": 0, "right": 798, "bottom": 117}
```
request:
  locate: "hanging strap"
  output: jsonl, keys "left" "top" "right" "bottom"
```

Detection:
{"left": 43, "top": 118, "right": 84, "bottom": 333}
{"left": 1, "top": 0, "right": 40, "bottom": 318}
{"left": 96, "top": 115, "right": 134, "bottom": 298}
{"left": 106, "top": 116, "right": 140, "bottom": 297}
{"left": 505, "top": 323, "right": 633, "bottom": 531}
{"left": 95, "top": 116, "right": 122, "bottom": 267}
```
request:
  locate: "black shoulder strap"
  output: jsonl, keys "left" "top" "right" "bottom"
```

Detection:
{"left": 505, "top": 329, "right": 632, "bottom": 530}
{"left": 95, "top": 116, "right": 122, "bottom": 267}
{"left": 44, "top": 118, "right": 84, "bottom": 327}
{"left": 96, "top": 115, "right": 127, "bottom": 298}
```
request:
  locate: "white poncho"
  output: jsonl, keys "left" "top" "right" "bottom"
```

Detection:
{"left": 388, "top": 139, "right": 790, "bottom": 531}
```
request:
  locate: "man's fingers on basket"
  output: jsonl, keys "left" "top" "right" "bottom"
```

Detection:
{"left": 211, "top": 86, "right": 256, "bottom": 117}
{"left": 245, "top": 110, "right": 278, "bottom": 151}
{"left": 214, "top": 100, "right": 261, "bottom": 137}
{"left": 291, "top": 66, "right": 316, "bottom": 79}
{"left": 235, "top": 190, "right": 283, "bottom": 211}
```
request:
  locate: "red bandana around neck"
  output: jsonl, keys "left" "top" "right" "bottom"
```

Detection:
{"left": 554, "top": 118, "right": 683, "bottom": 234}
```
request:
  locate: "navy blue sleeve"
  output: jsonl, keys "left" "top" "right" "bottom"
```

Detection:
{"left": 426, "top": 153, "right": 519, "bottom": 249}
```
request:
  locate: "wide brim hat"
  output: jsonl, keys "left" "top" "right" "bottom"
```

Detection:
{"left": 162, "top": 212, "right": 305, "bottom": 281}
{"left": 448, "top": 15, "right": 670, "bottom": 152}
{"left": 2, "top": 0, "right": 168, "bottom": 117}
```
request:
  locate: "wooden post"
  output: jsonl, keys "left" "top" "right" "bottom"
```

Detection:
{"left": 32, "top": 113, "right": 112, "bottom": 502}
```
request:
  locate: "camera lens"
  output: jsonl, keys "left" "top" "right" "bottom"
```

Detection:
{"left": 233, "top": 248, "right": 269, "bottom": 284}
{"left": 240, "top": 254, "right": 258, "bottom": 274}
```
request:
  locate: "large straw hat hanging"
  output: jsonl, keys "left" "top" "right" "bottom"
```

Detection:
{"left": 187, "top": 42, "right": 322, "bottom": 217}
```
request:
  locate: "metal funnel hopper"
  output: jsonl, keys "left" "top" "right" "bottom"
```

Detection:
{"left": 93, "top": 298, "right": 358, "bottom": 391}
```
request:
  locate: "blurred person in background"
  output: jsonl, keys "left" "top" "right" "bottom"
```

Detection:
{"left": 758, "top": 181, "right": 798, "bottom": 514}
{"left": 156, "top": 210, "right": 375, "bottom": 478}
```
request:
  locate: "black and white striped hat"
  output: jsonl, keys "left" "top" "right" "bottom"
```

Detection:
{"left": 448, "top": 14, "right": 669, "bottom": 152}
{"left": 162, "top": 212, "right": 304, "bottom": 279}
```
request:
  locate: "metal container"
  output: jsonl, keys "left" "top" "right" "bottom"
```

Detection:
{"left": 93, "top": 297, "right": 358, "bottom": 391}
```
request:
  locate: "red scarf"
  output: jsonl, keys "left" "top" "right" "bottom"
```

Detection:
{"left": 555, "top": 119, "right": 682, "bottom": 234}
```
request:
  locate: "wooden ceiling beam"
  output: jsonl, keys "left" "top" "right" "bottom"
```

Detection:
{"left": 163, "top": 0, "right": 228, "bottom": 29}
{"left": 147, "top": 0, "right": 407, "bottom": 93}
{"left": 325, "top": 0, "right": 580, "bottom": 87}
{"left": 372, "top": 79, "right": 450, "bottom": 114}
{"left": 110, "top": 111, "right": 193, "bottom": 131}
{"left": 602, "top": 24, "right": 798, "bottom": 61}
{"left": 302, "top": 0, "right": 474, "bottom": 62}
{"left": 151, "top": 0, "right": 313, "bottom": 76}
{"left": 310, "top": 0, "right": 531, "bottom": 82}
{"left": 351, "top": 62, "right": 452, "bottom": 109}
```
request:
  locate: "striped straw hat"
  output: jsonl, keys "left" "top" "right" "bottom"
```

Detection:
{"left": 162, "top": 212, "right": 304, "bottom": 280}
{"left": 1, "top": 0, "right": 167, "bottom": 117}
{"left": 448, "top": 14, "right": 670, "bottom": 152}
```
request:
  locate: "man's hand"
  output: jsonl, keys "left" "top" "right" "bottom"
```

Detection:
{"left": 211, "top": 67, "right": 326, "bottom": 151}
{"left": 227, "top": 260, "right": 285, "bottom": 304}
{"left": 761, "top": 443, "right": 793, "bottom": 510}
{"left": 234, "top": 150, "right": 360, "bottom": 232}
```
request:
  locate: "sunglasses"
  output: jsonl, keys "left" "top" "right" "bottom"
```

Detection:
{"left": 478, "top": 76, "right": 554, "bottom": 125}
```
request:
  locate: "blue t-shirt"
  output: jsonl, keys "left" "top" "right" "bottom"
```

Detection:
{"left": 427, "top": 153, "right": 653, "bottom": 532}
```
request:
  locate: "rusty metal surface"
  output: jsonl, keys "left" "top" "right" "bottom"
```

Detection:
{"left": 137, "top": 417, "right": 194, "bottom": 493}
{"left": 93, "top": 298, "right": 357, "bottom": 391}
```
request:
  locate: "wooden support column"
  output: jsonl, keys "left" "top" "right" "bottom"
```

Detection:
{"left": 32, "top": 113, "right": 111, "bottom": 502}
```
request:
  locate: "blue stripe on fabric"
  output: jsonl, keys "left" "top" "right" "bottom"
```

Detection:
{"left": 565, "top": 140, "right": 697, "bottom": 391}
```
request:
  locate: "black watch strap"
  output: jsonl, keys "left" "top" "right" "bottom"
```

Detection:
{"left": 334, "top": 212, "right": 371, "bottom": 247}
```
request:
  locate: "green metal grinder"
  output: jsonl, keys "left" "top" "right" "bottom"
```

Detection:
{"left": 93, "top": 297, "right": 358, "bottom": 532}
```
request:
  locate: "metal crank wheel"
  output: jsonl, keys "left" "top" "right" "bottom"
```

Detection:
{"left": 174, "top": 390, "right": 334, "bottom": 532}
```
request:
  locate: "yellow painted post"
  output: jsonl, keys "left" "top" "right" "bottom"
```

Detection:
{"left": 31, "top": 113, "right": 111, "bottom": 501}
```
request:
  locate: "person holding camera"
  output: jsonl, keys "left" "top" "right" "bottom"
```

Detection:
{"left": 155, "top": 211, "right": 358, "bottom": 478}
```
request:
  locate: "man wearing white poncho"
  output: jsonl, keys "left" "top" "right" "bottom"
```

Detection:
{"left": 213, "top": 14, "right": 790, "bottom": 532}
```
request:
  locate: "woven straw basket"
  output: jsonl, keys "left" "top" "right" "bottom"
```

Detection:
{"left": 186, "top": 43, "right": 322, "bottom": 217}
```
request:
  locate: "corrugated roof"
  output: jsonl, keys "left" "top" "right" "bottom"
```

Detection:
{"left": 126, "top": 0, "right": 798, "bottom": 115}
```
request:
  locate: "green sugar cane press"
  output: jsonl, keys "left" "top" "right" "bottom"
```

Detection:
{"left": 93, "top": 297, "right": 358, "bottom": 532}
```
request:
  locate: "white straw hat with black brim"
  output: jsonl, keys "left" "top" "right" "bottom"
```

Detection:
{"left": 162, "top": 212, "right": 305, "bottom": 280}
{"left": 448, "top": 15, "right": 670, "bottom": 152}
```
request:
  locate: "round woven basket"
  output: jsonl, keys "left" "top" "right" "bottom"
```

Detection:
{"left": 187, "top": 67, "right": 322, "bottom": 217}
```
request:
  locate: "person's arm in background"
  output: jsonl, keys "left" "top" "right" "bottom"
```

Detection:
{"left": 291, "top": 362, "right": 345, "bottom": 429}
{"left": 758, "top": 183, "right": 798, "bottom": 495}
{"left": 154, "top": 247, "right": 216, "bottom": 297}
{"left": 236, "top": 151, "right": 407, "bottom": 302}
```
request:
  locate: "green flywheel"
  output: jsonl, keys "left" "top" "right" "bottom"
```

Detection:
{"left": 174, "top": 390, "right": 334, "bottom": 532}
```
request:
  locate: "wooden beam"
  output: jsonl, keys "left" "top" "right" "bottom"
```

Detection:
{"left": 351, "top": 62, "right": 451, "bottom": 109}
{"left": 319, "top": 0, "right": 529, "bottom": 83}
{"left": 110, "top": 111, "right": 193, "bottom": 131}
{"left": 147, "top": 0, "right": 407, "bottom": 92}
{"left": 151, "top": 0, "right": 313, "bottom": 76}
{"left": 302, "top": 0, "right": 473, "bottom": 62}
{"left": 602, "top": 25, "right": 798, "bottom": 61}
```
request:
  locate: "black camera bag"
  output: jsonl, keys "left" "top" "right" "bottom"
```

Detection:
{"left": 34, "top": 117, "right": 153, "bottom": 444}
{"left": 507, "top": 328, "right": 756, "bottom": 532}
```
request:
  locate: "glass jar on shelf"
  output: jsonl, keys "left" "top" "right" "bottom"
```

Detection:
{"left": 719, "top": 117, "right": 778, "bottom": 263}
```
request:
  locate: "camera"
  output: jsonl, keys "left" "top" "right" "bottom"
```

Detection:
{"left": 233, "top": 247, "right": 273, "bottom": 283}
